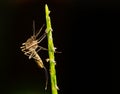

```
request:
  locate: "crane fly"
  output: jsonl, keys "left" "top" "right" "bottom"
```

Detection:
{"left": 20, "top": 20, "right": 48, "bottom": 90}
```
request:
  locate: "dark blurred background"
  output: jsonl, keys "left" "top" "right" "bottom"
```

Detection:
{"left": 112, "top": 40, "right": 120, "bottom": 94}
{"left": 0, "top": 0, "right": 96, "bottom": 94}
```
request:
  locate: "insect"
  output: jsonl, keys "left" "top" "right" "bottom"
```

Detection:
{"left": 20, "top": 20, "right": 48, "bottom": 90}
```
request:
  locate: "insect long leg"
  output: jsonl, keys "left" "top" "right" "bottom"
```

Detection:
{"left": 38, "top": 46, "right": 48, "bottom": 51}
{"left": 35, "top": 24, "right": 45, "bottom": 38}
{"left": 35, "top": 58, "right": 48, "bottom": 90}
{"left": 36, "top": 47, "right": 42, "bottom": 53}
{"left": 23, "top": 50, "right": 34, "bottom": 59}
{"left": 38, "top": 46, "right": 61, "bottom": 53}
{"left": 28, "top": 52, "right": 35, "bottom": 59}
{"left": 37, "top": 32, "right": 47, "bottom": 43}
{"left": 43, "top": 66, "right": 48, "bottom": 90}
{"left": 23, "top": 52, "right": 31, "bottom": 56}
{"left": 34, "top": 53, "right": 48, "bottom": 90}
{"left": 35, "top": 46, "right": 48, "bottom": 55}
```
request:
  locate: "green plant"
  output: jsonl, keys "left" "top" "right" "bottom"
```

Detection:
{"left": 45, "top": 4, "right": 59, "bottom": 94}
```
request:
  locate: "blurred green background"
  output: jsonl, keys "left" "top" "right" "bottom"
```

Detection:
{"left": 0, "top": 0, "right": 96, "bottom": 94}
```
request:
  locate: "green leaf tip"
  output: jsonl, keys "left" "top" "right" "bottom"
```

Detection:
{"left": 45, "top": 4, "right": 50, "bottom": 16}
{"left": 45, "top": 4, "right": 52, "bottom": 33}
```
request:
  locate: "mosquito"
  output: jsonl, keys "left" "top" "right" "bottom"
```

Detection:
{"left": 20, "top": 20, "right": 48, "bottom": 90}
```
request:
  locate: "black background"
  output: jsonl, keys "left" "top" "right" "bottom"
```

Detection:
{"left": 0, "top": 0, "right": 96, "bottom": 94}
{"left": 102, "top": 1, "right": 120, "bottom": 94}
{"left": 112, "top": 40, "right": 120, "bottom": 93}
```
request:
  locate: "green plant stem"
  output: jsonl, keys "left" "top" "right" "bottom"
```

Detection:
{"left": 45, "top": 4, "right": 58, "bottom": 94}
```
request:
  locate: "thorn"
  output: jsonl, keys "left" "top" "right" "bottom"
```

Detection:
{"left": 54, "top": 47, "right": 57, "bottom": 51}
{"left": 52, "top": 60, "right": 56, "bottom": 65}
{"left": 50, "top": 28, "right": 53, "bottom": 32}
{"left": 55, "top": 85, "right": 60, "bottom": 90}
{"left": 54, "top": 47, "right": 62, "bottom": 53}
{"left": 46, "top": 58, "right": 56, "bottom": 65}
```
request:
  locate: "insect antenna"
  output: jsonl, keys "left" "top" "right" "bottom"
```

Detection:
{"left": 33, "top": 20, "right": 36, "bottom": 36}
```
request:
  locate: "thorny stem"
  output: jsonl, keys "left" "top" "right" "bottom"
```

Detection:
{"left": 45, "top": 4, "right": 59, "bottom": 94}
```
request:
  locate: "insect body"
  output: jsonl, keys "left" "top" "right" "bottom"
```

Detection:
{"left": 20, "top": 21, "right": 48, "bottom": 90}
{"left": 21, "top": 35, "right": 45, "bottom": 68}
